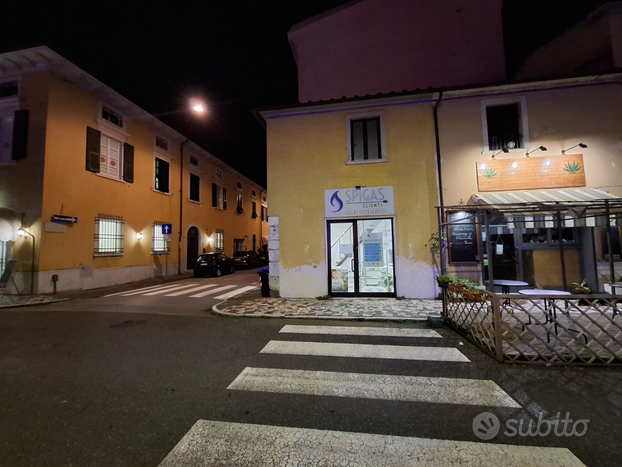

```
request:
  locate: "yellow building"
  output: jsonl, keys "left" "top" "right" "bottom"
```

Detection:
{"left": 0, "top": 47, "right": 267, "bottom": 294}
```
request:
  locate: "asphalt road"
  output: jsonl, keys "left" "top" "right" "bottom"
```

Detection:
{"left": 1, "top": 284, "right": 621, "bottom": 466}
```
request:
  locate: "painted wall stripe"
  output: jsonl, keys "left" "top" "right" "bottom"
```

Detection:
{"left": 189, "top": 285, "right": 236, "bottom": 298}
{"left": 158, "top": 420, "right": 585, "bottom": 467}
{"left": 214, "top": 286, "right": 258, "bottom": 300}
{"left": 279, "top": 325, "right": 442, "bottom": 338}
{"left": 260, "top": 340, "right": 470, "bottom": 362}
{"left": 165, "top": 284, "right": 218, "bottom": 296}
{"left": 228, "top": 367, "right": 520, "bottom": 408}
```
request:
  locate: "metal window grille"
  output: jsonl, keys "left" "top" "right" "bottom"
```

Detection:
{"left": 0, "top": 240, "right": 6, "bottom": 276}
{"left": 94, "top": 215, "right": 124, "bottom": 256}
{"left": 214, "top": 231, "right": 224, "bottom": 251}
{"left": 152, "top": 222, "right": 169, "bottom": 254}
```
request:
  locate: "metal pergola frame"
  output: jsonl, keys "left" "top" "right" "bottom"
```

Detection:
{"left": 437, "top": 198, "right": 622, "bottom": 291}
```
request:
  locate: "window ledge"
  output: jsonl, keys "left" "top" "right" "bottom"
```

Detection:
{"left": 94, "top": 253, "right": 124, "bottom": 258}
{"left": 96, "top": 173, "right": 126, "bottom": 184}
{"left": 151, "top": 251, "right": 170, "bottom": 255}
{"left": 188, "top": 199, "right": 202, "bottom": 205}
{"left": 480, "top": 148, "right": 525, "bottom": 156}
{"left": 346, "top": 158, "right": 389, "bottom": 166}
{"left": 152, "top": 188, "right": 171, "bottom": 196}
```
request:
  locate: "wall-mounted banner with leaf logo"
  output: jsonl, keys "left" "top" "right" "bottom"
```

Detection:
{"left": 476, "top": 154, "right": 586, "bottom": 192}
{"left": 325, "top": 186, "right": 394, "bottom": 218}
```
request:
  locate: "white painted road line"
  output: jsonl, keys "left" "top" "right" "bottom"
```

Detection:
{"left": 158, "top": 420, "right": 585, "bottom": 467}
{"left": 143, "top": 283, "right": 202, "bottom": 296}
{"left": 116, "top": 283, "right": 196, "bottom": 296}
{"left": 189, "top": 285, "right": 236, "bottom": 298}
{"left": 104, "top": 283, "right": 174, "bottom": 297}
{"left": 165, "top": 284, "right": 218, "bottom": 296}
{"left": 228, "top": 367, "right": 520, "bottom": 408}
{"left": 214, "top": 286, "right": 258, "bottom": 300}
{"left": 279, "top": 325, "right": 442, "bottom": 338}
{"left": 261, "top": 340, "right": 470, "bottom": 362}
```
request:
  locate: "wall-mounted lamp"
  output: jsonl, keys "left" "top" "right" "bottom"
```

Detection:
{"left": 561, "top": 143, "right": 587, "bottom": 155}
{"left": 491, "top": 148, "right": 509, "bottom": 159}
{"left": 137, "top": 232, "right": 144, "bottom": 241}
{"left": 526, "top": 146, "right": 547, "bottom": 157}
{"left": 208, "top": 236, "right": 213, "bottom": 243}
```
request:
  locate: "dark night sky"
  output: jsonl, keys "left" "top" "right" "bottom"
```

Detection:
{"left": 1, "top": 0, "right": 610, "bottom": 187}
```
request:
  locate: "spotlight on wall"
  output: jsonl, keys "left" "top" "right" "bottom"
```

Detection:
{"left": 137, "top": 232, "right": 144, "bottom": 241}
{"left": 561, "top": 143, "right": 587, "bottom": 155}
{"left": 491, "top": 148, "right": 509, "bottom": 159}
{"left": 17, "top": 228, "right": 25, "bottom": 236}
{"left": 526, "top": 146, "right": 547, "bottom": 157}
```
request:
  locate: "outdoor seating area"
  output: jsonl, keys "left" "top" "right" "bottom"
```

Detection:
{"left": 443, "top": 288, "right": 622, "bottom": 365}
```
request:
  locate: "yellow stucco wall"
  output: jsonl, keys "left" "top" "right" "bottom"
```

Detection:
{"left": 266, "top": 104, "right": 439, "bottom": 298}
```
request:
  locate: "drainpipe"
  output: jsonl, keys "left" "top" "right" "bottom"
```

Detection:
{"left": 433, "top": 92, "right": 445, "bottom": 273}
{"left": 178, "top": 139, "right": 189, "bottom": 275}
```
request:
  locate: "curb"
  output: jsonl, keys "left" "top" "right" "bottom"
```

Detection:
{"left": 0, "top": 298, "right": 70, "bottom": 309}
{"left": 211, "top": 301, "right": 428, "bottom": 322}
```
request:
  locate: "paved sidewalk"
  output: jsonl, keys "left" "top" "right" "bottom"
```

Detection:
{"left": 0, "top": 295, "right": 69, "bottom": 308}
{"left": 213, "top": 289, "right": 443, "bottom": 321}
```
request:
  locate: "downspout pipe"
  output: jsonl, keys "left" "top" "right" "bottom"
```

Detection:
{"left": 433, "top": 92, "right": 445, "bottom": 273}
{"left": 178, "top": 138, "right": 189, "bottom": 275}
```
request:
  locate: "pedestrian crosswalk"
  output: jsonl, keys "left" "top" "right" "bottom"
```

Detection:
{"left": 159, "top": 323, "right": 586, "bottom": 466}
{"left": 104, "top": 281, "right": 257, "bottom": 300}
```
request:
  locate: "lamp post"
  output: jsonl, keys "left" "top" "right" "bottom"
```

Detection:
{"left": 17, "top": 228, "right": 35, "bottom": 295}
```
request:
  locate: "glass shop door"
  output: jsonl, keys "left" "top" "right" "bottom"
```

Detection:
{"left": 327, "top": 218, "right": 395, "bottom": 297}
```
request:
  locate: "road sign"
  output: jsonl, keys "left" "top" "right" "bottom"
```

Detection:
{"left": 163, "top": 234, "right": 172, "bottom": 242}
{"left": 52, "top": 215, "right": 78, "bottom": 224}
{"left": 162, "top": 224, "right": 172, "bottom": 235}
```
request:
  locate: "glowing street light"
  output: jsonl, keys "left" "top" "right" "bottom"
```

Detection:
{"left": 189, "top": 98, "right": 206, "bottom": 114}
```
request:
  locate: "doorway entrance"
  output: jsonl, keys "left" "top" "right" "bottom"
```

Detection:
{"left": 327, "top": 218, "right": 395, "bottom": 297}
{"left": 186, "top": 227, "right": 199, "bottom": 270}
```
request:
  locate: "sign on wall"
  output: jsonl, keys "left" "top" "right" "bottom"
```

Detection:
{"left": 476, "top": 154, "right": 586, "bottom": 192}
{"left": 447, "top": 211, "right": 478, "bottom": 263}
{"left": 325, "top": 186, "right": 394, "bottom": 218}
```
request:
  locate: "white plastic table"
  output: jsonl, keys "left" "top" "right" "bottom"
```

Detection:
{"left": 519, "top": 289, "right": 571, "bottom": 340}
{"left": 485, "top": 280, "right": 530, "bottom": 305}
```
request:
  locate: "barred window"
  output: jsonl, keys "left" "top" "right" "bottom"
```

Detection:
{"left": 94, "top": 215, "right": 124, "bottom": 256}
{"left": 0, "top": 240, "right": 7, "bottom": 276}
{"left": 152, "top": 222, "right": 170, "bottom": 254}
{"left": 214, "top": 230, "right": 224, "bottom": 251}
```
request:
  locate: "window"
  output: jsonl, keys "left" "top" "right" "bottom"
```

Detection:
{"left": 152, "top": 222, "right": 169, "bottom": 254}
{"left": 215, "top": 170, "right": 222, "bottom": 180}
{"left": 189, "top": 155, "right": 199, "bottom": 166}
{"left": 252, "top": 201, "right": 258, "bottom": 219}
{"left": 94, "top": 216, "right": 124, "bottom": 256}
{"left": 102, "top": 106, "right": 123, "bottom": 127}
{"left": 212, "top": 183, "right": 227, "bottom": 209}
{"left": 0, "top": 240, "right": 7, "bottom": 276}
{"left": 0, "top": 81, "right": 18, "bottom": 98}
{"left": 346, "top": 112, "right": 386, "bottom": 163}
{"left": 237, "top": 182, "right": 242, "bottom": 190}
{"left": 261, "top": 205, "right": 268, "bottom": 222}
{"left": 481, "top": 97, "right": 529, "bottom": 152}
{"left": 214, "top": 230, "right": 224, "bottom": 251}
{"left": 190, "top": 173, "right": 200, "bottom": 202}
{"left": 236, "top": 194, "right": 244, "bottom": 215}
{"left": 155, "top": 136, "right": 169, "bottom": 152}
{"left": 100, "top": 134, "right": 122, "bottom": 178}
{"left": 155, "top": 157, "right": 170, "bottom": 193}
{"left": 252, "top": 190, "right": 256, "bottom": 198}
{"left": 602, "top": 227, "right": 622, "bottom": 262}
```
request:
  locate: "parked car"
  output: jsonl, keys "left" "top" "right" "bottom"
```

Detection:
{"left": 194, "top": 253, "right": 235, "bottom": 277}
{"left": 232, "top": 250, "right": 263, "bottom": 268}
{"left": 258, "top": 250, "right": 269, "bottom": 265}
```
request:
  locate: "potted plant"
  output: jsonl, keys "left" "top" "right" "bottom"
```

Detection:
{"left": 464, "top": 288, "right": 484, "bottom": 302}
{"left": 571, "top": 279, "right": 590, "bottom": 294}
{"left": 436, "top": 275, "right": 452, "bottom": 289}
{"left": 449, "top": 281, "right": 463, "bottom": 293}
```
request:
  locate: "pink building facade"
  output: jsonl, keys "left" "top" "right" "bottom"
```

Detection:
{"left": 289, "top": 0, "right": 506, "bottom": 103}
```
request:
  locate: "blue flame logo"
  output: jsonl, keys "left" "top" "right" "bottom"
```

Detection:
{"left": 330, "top": 191, "right": 344, "bottom": 212}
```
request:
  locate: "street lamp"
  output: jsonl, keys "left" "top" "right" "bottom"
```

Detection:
{"left": 17, "top": 228, "right": 35, "bottom": 295}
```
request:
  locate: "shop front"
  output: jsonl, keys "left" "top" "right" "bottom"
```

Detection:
{"left": 326, "top": 186, "right": 396, "bottom": 297}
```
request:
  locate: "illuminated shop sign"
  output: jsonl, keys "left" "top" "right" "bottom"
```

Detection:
{"left": 325, "top": 186, "right": 394, "bottom": 218}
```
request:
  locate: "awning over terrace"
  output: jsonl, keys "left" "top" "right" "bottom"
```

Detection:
{"left": 468, "top": 188, "right": 622, "bottom": 228}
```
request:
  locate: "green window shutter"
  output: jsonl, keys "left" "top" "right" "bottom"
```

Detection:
{"left": 223, "top": 188, "right": 227, "bottom": 210}
{"left": 123, "top": 143, "right": 134, "bottom": 183}
{"left": 86, "top": 126, "right": 101, "bottom": 172}
{"left": 11, "top": 110, "right": 29, "bottom": 160}
{"left": 212, "top": 183, "right": 217, "bottom": 207}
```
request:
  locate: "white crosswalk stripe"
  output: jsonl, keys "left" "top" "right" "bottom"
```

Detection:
{"left": 189, "top": 285, "right": 236, "bottom": 298}
{"left": 159, "top": 420, "right": 586, "bottom": 467}
{"left": 280, "top": 324, "right": 442, "bottom": 338}
{"left": 260, "top": 340, "right": 471, "bottom": 362}
{"left": 165, "top": 284, "right": 218, "bottom": 296}
{"left": 143, "top": 283, "right": 202, "bottom": 296}
{"left": 214, "top": 286, "right": 258, "bottom": 300}
{"left": 228, "top": 367, "right": 521, "bottom": 407}
{"left": 104, "top": 283, "right": 180, "bottom": 297}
